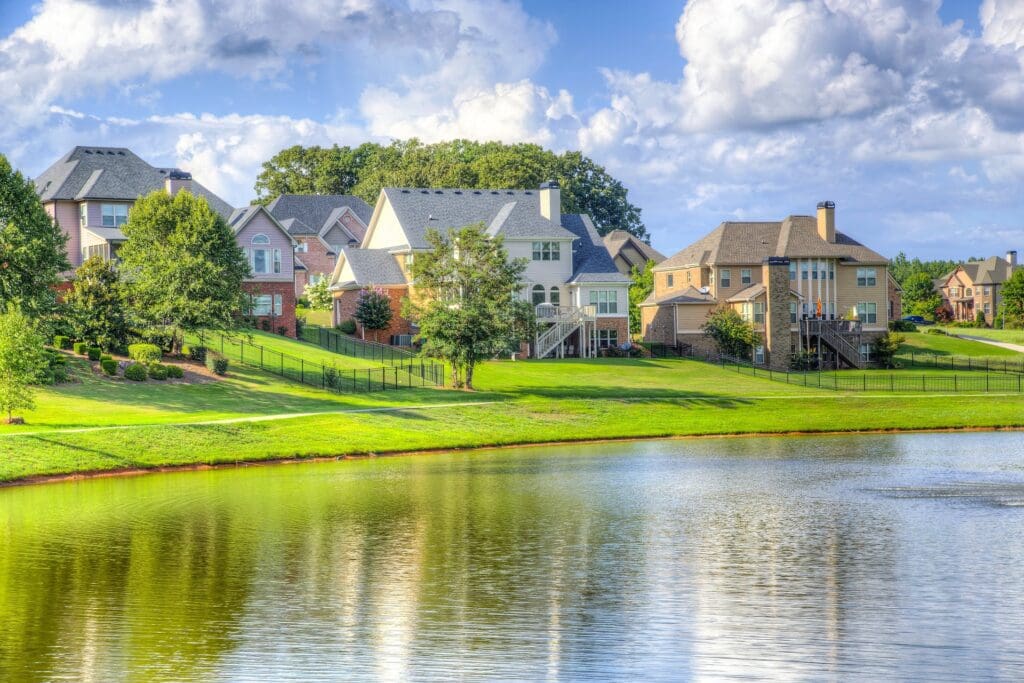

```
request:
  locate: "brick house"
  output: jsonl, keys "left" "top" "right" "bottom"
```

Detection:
{"left": 34, "top": 146, "right": 299, "bottom": 335}
{"left": 328, "top": 182, "right": 630, "bottom": 355}
{"left": 640, "top": 201, "right": 891, "bottom": 369}
{"left": 266, "top": 194, "right": 373, "bottom": 298}
{"left": 935, "top": 252, "right": 1019, "bottom": 325}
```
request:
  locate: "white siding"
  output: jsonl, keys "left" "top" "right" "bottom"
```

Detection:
{"left": 364, "top": 199, "right": 408, "bottom": 250}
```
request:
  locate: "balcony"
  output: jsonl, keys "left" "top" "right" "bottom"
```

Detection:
{"left": 535, "top": 304, "right": 597, "bottom": 323}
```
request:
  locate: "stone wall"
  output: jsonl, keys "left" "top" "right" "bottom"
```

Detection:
{"left": 763, "top": 258, "right": 793, "bottom": 370}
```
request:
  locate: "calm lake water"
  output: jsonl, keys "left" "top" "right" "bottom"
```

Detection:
{"left": 2, "top": 433, "right": 1024, "bottom": 681}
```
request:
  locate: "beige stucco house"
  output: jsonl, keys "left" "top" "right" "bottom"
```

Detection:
{"left": 640, "top": 202, "right": 890, "bottom": 369}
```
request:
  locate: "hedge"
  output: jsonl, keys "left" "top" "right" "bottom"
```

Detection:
{"left": 100, "top": 359, "right": 118, "bottom": 376}
{"left": 166, "top": 365, "right": 185, "bottom": 379}
{"left": 73, "top": 342, "right": 89, "bottom": 355}
{"left": 87, "top": 347, "right": 102, "bottom": 361}
{"left": 53, "top": 335, "right": 72, "bottom": 350}
{"left": 184, "top": 345, "right": 207, "bottom": 362}
{"left": 148, "top": 363, "right": 170, "bottom": 381}
{"left": 338, "top": 318, "right": 357, "bottom": 335}
{"left": 124, "top": 364, "right": 148, "bottom": 381}
{"left": 206, "top": 354, "right": 229, "bottom": 376}
{"left": 128, "top": 343, "right": 162, "bottom": 364}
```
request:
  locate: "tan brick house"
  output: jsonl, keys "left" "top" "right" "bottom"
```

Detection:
{"left": 935, "top": 252, "right": 1019, "bottom": 325}
{"left": 640, "top": 201, "right": 890, "bottom": 369}
{"left": 328, "top": 182, "right": 629, "bottom": 354}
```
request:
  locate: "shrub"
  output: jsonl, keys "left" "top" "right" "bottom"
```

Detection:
{"left": 260, "top": 319, "right": 271, "bottom": 331}
{"left": 277, "top": 326, "right": 289, "bottom": 336}
{"left": 184, "top": 344, "right": 208, "bottom": 362}
{"left": 889, "top": 320, "right": 917, "bottom": 332}
{"left": 166, "top": 364, "right": 185, "bottom": 379}
{"left": 50, "top": 366, "right": 70, "bottom": 384}
{"left": 926, "top": 327, "right": 947, "bottom": 335}
{"left": 101, "top": 359, "right": 118, "bottom": 376}
{"left": 124, "top": 363, "right": 148, "bottom": 381}
{"left": 324, "top": 366, "right": 341, "bottom": 389}
{"left": 148, "top": 363, "right": 170, "bottom": 381}
{"left": 338, "top": 318, "right": 357, "bottom": 335}
{"left": 73, "top": 342, "right": 89, "bottom": 355}
{"left": 100, "top": 353, "right": 112, "bottom": 362}
{"left": 53, "top": 335, "right": 71, "bottom": 350}
{"left": 87, "top": 346, "right": 102, "bottom": 361}
{"left": 295, "top": 316, "right": 306, "bottom": 338}
{"left": 128, "top": 343, "right": 162, "bottom": 364}
{"left": 206, "top": 354, "right": 229, "bottom": 376}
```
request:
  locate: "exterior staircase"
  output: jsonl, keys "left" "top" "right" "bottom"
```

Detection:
{"left": 804, "top": 319, "right": 864, "bottom": 369}
{"left": 534, "top": 305, "right": 597, "bottom": 359}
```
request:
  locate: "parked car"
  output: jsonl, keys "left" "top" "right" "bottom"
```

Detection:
{"left": 902, "top": 315, "right": 933, "bottom": 325}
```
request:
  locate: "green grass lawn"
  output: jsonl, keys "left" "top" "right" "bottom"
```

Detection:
{"left": 898, "top": 330, "right": 1022, "bottom": 357}
{"left": 936, "top": 327, "right": 1024, "bottom": 346}
{"left": 297, "top": 306, "right": 332, "bottom": 327}
{"left": 192, "top": 328, "right": 392, "bottom": 372}
{"left": 2, "top": 353, "right": 1024, "bottom": 485}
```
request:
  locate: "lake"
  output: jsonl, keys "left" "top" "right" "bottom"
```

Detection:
{"left": 2, "top": 433, "right": 1024, "bottom": 681}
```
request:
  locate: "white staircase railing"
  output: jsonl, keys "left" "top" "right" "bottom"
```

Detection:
{"left": 534, "top": 305, "right": 596, "bottom": 358}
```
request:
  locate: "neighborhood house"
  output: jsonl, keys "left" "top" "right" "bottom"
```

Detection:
{"left": 935, "top": 252, "right": 1019, "bottom": 325}
{"left": 641, "top": 202, "right": 894, "bottom": 369}
{"left": 328, "top": 182, "right": 631, "bottom": 357}
{"left": 33, "top": 147, "right": 300, "bottom": 335}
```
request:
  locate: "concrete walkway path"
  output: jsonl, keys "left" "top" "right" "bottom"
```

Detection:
{"left": 954, "top": 334, "right": 1024, "bottom": 354}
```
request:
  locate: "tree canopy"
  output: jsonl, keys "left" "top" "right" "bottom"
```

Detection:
{"left": 0, "top": 306, "right": 47, "bottom": 424}
{"left": 353, "top": 287, "right": 393, "bottom": 342}
{"left": 701, "top": 308, "right": 759, "bottom": 359}
{"left": 901, "top": 271, "right": 943, "bottom": 319}
{"left": 403, "top": 224, "right": 527, "bottom": 389}
{"left": 118, "top": 190, "right": 250, "bottom": 351}
{"left": 64, "top": 256, "right": 130, "bottom": 351}
{"left": 628, "top": 260, "right": 655, "bottom": 336}
{"left": 254, "top": 140, "right": 648, "bottom": 241}
{"left": 0, "top": 154, "right": 69, "bottom": 318}
{"left": 1001, "top": 269, "right": 1024, "bottom": 329}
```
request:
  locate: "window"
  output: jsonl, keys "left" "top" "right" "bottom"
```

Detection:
{"left": 686, "top": 271, "right": 692, "bottom": 283}
{"left": 859, "top": 343, "right": 872, "bottom": 362}
{"left": 949, "top": 286, "right": 959, "bottom": 297}
{"left": 549, "top": 287, "right": 561, "bottom": 306}
{"left": 985, "top": 303, "right": 991, "bottom": 314}
{"left": 251, "top": 295, "right": 272, "bottom": 316}
{"left": 251, "top": 234, "right": 271, "bottom": 274}
{"left": 801, "top": 262, "right": 810, "bottom": 280}
{"left": 741, "top": 268, "right": 752, "bottom": 285}
{"left": 966, "top": 287, "right": 973, "bottom": 297}
{"left": 295, "top": 241, "right": 308, "bottom": 253}
{"left": 754, "top": 345, "right": 765, "bottom": 365}
{"left": 82, "top": 244, "right": 106, "bottom": 261}
{"left": 531, "top": 241, "right": 560, "bottom": 261}
{"left": 856, "top": 268, "right": 877, "bottom": 287}
{"left": 741, "top": 302, "right": 765, "bottom": 324}
{"left": 719, "top": 269, "right": 731, "bottom": 288}
{"left": 405, "top": 253, "right": 414, "bottom": 269}
{"left": 101, "top": 203, "right": 128, "bottom": 227}
{"left": 597, "top": 329, "right": 618, "bottom": 348}
{"left": 857, "top": 302, "right": 877, "bottom": 324}
{"left": 273, "top": 249, "right": 282, "bottom": 274}
{"left": 753, "top": 302, "right": 765, "bottom": 324}
{"left": 790, "top": 301, "right": 798, "bottom": 324}
{"left": 667, "top": 273, "right": 674, "bottom": 288}
{"left": 789, "top": 262, "right": 797, "bottom": 281}
{"left": 274, "top": 294, "right": 283, "bottom": 316}
{"left": 79, "top": 203, "right": 87, "bottom": 228}
{"left": 589, "top": 290, "right": 618, "bottom": 314}
{"left": 829, "top": 262, "right": 835, "bottom": 280}
{"left": 532, "top": 285, "right": 546, "bottom": 306}
{"left": 984, "top": 286, "right": 992, "bottom": 296}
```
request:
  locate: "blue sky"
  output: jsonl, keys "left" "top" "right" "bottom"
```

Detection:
{"left": 2, "top": 0, "right": 1023, "bottom": 260}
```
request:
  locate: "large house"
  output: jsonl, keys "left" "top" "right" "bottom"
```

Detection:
{"left": 328, "top": 182, "right": 630, "bottom": 356}
{"left": 602, "top": 229, "right": 665, "bottom": 275}
{"left": 34, "top": 146, "right": 299, "bottom": 335}
{"left": 640, "top": 201, "right": 891, "bottom": 369}
{"left": 935, "top": 252, "right": 1019, "bottom": 325}
{"left": 266, "top": 194, "right": 373, "bottom": 298}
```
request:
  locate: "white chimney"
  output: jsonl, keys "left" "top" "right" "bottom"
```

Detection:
{"left": 1008, "top": 250, "right": 1017, "bottom": 266}
{"left": 165, "top": 169, "right": 193, "bottom": 196}
{"left": 539, "top": 181, "right": 560, "bottom": 226}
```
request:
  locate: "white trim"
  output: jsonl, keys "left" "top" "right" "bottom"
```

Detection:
{"left": 231, "top": 205, "right": 298, "bottom": 246}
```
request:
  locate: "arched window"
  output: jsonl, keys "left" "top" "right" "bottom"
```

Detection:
{"left": 549, "top": 287, "right": 560, "bottom": 306}
{"left": 251, "top": 233, "right": 270, "bottom": 245}
{"left": 249, "top": 234, "right": 279, "bottom": 275}
{"left": 532, "top": 284, "right": 546, "bottom": 306}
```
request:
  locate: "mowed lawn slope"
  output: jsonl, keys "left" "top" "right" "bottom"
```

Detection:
{"left": 3, "top": 345, "right": 1024, "bottom": 484}
{"left": 898, "top": 330, "right": 1022, "bottom": 357}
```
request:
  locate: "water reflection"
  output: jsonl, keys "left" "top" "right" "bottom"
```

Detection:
{"left": 1, "top": 432, "right": 1024, "bottom": 680}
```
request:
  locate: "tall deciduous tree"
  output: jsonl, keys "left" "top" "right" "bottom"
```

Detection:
{"left": 118, "top": 191, "right": 249, "bottom": 352}
{"left": 64, "top": 256, "right": 130, "bottom": 351}
{"left": 701, "top": 308, "right": 759, "bottom": 359}
{"left": 404, "top": 224, "right": 526, "bottom": 389}
{"left": 0, "top": 307, "right": 47, "bottom": 424}
{"left": 0, "top": 154, "right": 70, "bottom": 317}
{"left": 902, "top": 272, "right": 942, "bottom": 319}
{"left": 353, "top": 287, "right": 393, "bottom": 342}
{"left": 1001, "top": 269, "right": 1024, "bottom": 328}
{"left": 628, "top": 260, "right": 655, "bottom": 335}
{"left": 254, "top": 140, "right": 649, "bottom": 241}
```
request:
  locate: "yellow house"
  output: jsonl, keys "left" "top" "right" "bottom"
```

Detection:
{"left": 640, "top": 202, "right": 890, "bottom": 369}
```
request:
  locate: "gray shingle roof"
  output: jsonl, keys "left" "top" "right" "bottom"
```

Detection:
{"left": 266, "top": 194, "right": 373, "bottom": 237}
{"left": 956, "top": 256, "right": 1019, "bottom": 285}
{"left": 335, "top": 248, "right": 407, "bottom": 288}
{"left": 382, "top": 188, "right": 576, "bottom": 249}
{"left": 640, "top": 286, "right": 717, "bottom": 306}
{"left": 603, "top": 230, "right": 666, "bottom": 264}
{"left": 34, "top": 146, "right": 234, "bottom": 219}
{"left": 561, "top": 214, "right": 630, "bottom": 283}
{"left": 656, "top": 215, "right": 887, "bottom": 271}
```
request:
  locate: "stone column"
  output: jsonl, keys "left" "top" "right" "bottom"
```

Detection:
{"left": 762, "top": 257, "right": 793, "bottom": 371}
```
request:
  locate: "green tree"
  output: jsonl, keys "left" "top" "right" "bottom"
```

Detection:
{"left": 304, "top": 277, "right": 333, "bottom": 311}
{"left": 701, "top": 308, "right": 759, "bottom": 359}
{"left": 64, "top": 256, "right": 130, "bottom": 351}
{"left": 118, "top": 191, "right": 249, "bottom": 353}
{"left": 902, "top": 272, "right": 942, "bottom": 319}
{"left": 872, "top": 331, "right": 905, "bottom": 369}
{"left": 1001, "top": 269, "right": 1024, "bottom": 328}
{"left": 889, "top": 251, "right": 961, "bottom": 286}
{"left": 404, "top": 224, "right": 526, "bottom": 389}
{"left": 254, "top": 140, "right": 648, "bottom": 240}
{"left": 0, "top": 307, "right": 47, "bottom": 424}
{"left": 628, "top": 260, "right": 655, "bottom": 336}
{"left": 353, "top": 287, "right": 394, "bottom": 342}
{"left": 0, "top": 154, "right": 70, "bottom": 318}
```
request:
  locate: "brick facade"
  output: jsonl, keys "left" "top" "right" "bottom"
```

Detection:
{"left": 332, "top": 286, "right": 414, "bottom": 343}
{"left": 244, "top": 281, "right": 297, "bottom": 338}
{"left": 640, "top": 305, "right": 676, "bottom": 344}
{"left": 295, "top": 237, "right": 337, "bottom": 298}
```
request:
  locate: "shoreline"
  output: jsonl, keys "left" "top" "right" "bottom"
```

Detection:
{"left": 3, "top": 423, "right": 1022, "bottom": 491}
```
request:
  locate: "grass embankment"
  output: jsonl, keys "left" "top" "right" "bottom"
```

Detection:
{"left": 898, "top": 330, "right": 1022, "bottom": 357}
{"left": 3, "top": 334, "right": 1024, "bottom": 485}
{"left": 935, "top": 327, "right": 1024, "bottom": 346}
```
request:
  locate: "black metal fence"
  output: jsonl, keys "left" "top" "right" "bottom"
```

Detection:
{"left": 300, "top": 324, "right": 446, "bottom": 379}
{"left": 197, "top": 332, "right": 444, "bottom": 392}
{"left": 897, "top": 351, "right": 1024, "bottom": 374}
{"left": 715, "top": 355, "right": 1024, "bottom": 393}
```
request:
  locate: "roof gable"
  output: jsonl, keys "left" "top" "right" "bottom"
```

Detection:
{"left": 266, "top": 194, "right": 373, "bottom": 236}
{"left": 228, "top": 205, "right": 296, "bottom": 245}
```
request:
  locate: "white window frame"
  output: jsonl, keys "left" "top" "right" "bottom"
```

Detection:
{"left": 597, "top": 329, "right": 618, "bottom": 349}
{"left": 549, "top": 287, "right": 561, "bottom": 306}
{"left": 859, "top": 343, "right": 872, "bottom": 362}
{"left": 857, "top": 302, "right": 877, "bottom": 324}
{"left": 856, "top": 268, "right": 877, "bottom": 287}
{"left": 295, "top": 241, "right": 308, "bottom": 253}
{"left": 101, "top": 203, "right": 128, "bottom": 227}
{"left": 589, "top": 290, "right": 619, "bottom": 314}
{"left": 719, "top": 269, "right": 731, "bottom": 288}
{"left": 251, "top": 295, "right": 272, "bottom": 316}
{"left": 80, "top": 203, "right": 88, "bottom": 228}
{"left": 789, "top": 301, "right": 798, "bottom": 324}
{"left": 532, "top": 284, "right": 546, "bottom": 306}
{"left": 789, "top": 262, "right": 797, "bottom": 281}
{"left": 531, "top": 241, "right": 561, "bottom": 261}
{"left": 251, "top": 234, "right": 271, "bottom": 274}
{"left": 753, "top": 301, "right": 765, "bottom": 324}
{"left": 741, "top": 268, "right": 752, "bottom": 285}
{"left": 753, "top": 345, "right": 765, "bottom": 365}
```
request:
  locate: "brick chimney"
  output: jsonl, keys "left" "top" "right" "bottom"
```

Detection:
{"left": 1008, "top": 250, "right": 1017, "bottom": 266}
{"left": 165, "top": 169, "right": 193, "bottom": 195}
{"left": 816, "top": 201, "right": 835, "bottom": 243}
{"left": 539, "top": 181, "right": 560, "bottom": 226}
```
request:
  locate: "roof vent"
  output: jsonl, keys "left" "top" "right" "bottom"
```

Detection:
{"left": 118, "top": 151, "right": 125, "bottom": 156}
{"left": 454, "top": 190, "right": 462, "bottom": 195}
{"left": 420, "top": 190, "right": 429, "bottom": 194}
{"left": 106, "top": 151, "right": 115, "bottom": 155}
{"left": 159, "top": 169, "right": 167, "bottom": 174}
{"left": 473, "top": 191, "right": 482, "bottom": 194}
{"left": 490, "top": 191, "right": 498, "bottom": 195}
{"left": 434, "top": 190, "right": 443, "bottom": 194}
{"left": 401, "top": 189, "right": 409, "bottom": 193}
{"left": 524, "top": 191, "right": 532, "bottom": 195}
{"left": 84, "top": 150, "right": 93, "bottom": 154}
{"left": 428, "top": 214, "right": 435, "bottom": 221}
{"left": 168, "top": 169, "right": 191, "bottom": 180}
{"left": 506, "top": 191, "right": 514, "bottom": 195}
